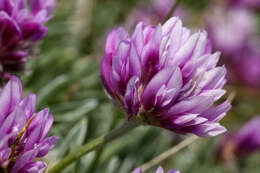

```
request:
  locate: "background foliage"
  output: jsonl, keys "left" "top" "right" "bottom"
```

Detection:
{"left": 16, "top": 0, "right": 260, "bottom": 172}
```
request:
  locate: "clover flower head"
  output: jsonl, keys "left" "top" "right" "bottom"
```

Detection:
{"left": 101, "top": 17, "right": 231, "bottom": 137}
{"left": 217, "top": 116, "right": 260, "bottom": 161}
{"left": 0, "top": 76, "right": 57, "bottom": 173}
{"left": 0, "top": 0, "right": 56, "bottom": 77}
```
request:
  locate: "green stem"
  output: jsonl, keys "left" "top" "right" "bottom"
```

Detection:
{"left": 163, "top": 0, "right": 182, "bottom": 23}
{"left": 49, "top": 121, "right": 138, "bottom": 173}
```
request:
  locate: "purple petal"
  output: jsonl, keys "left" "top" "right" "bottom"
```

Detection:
{"left": 0, "top": 76, "right": 23, "bottom": 126}
{"left": 0, "top": 106, "right": 26, "bottom": 140}
{"left": 101, "top": 53, "right": 114, "bottom": 97}
{"left": 19, "top": 93, "right": 37, "bottom": 121}
{"left": 183, "top": 116, "right": 208, "bottom": 126}
{"left": 38, "top": 108, "right": 54, "bottom": 140}
{"left": 165, "top": 96, "right": 214, "bottom": 115}
{"left": 169, "top": 33, "right": 199, "bottom": 67}
{"left": 167, "top": 170, "right": 181, "bottom": 173}
{"left": 197, "top": 66, "right": 226, "bottom": 91}
{"left": 27, "top": 108, "right": 54, "bottom": 143}
{"left": 167, "top": 19, "right": 183, "bottom": 57}
{"left": 141, "top": 24, "right": 162, "bottom": 71}
{"left": 183, "top": 122, "right": 227, "bottom": 137}
{"left": 132, "top": 22, "right": 144, "bottom": 56}
{"left": 170, "top": 113, "right": 198, "bottom": 125}
{"left": 30, "top": 0, "right": 56, "bottom": 14}
{"left": 105, "top": 27, "right": 129, "bottom": 56}
{"left": 199, "top": 89, "right": 226, "bottom": 101}
{"left": 129, "top": 43, "right": 142, "bottom": 79}
{"left": 143, "top": 25, "right": 155, "bottom": 44}
{"left": 111, "top": 41, "right": 131, "bottom": 94}
{"left": 201, "top": 100, "right": 231, "bottom": 122}
{"left": 20, "top": 21, "right": 48, "bottom": 41}
{"left": 189, "top": 31, "right": 207, "bottom": 60}
{"left": 155, "top": 166, "right": 164, "bottom": 173}
{"left": 192, "top": 52, "right": 220, "bottom": 78}
{"left": 24, "top": 124, "right": 42, "bottom": 151}
{"left": 141, "top": 67, "right": 180, "bottom": 110}
{"left": 162, "top": 17, "right": 178, "bottom": 35}
{"left": 125, "top": 76, "right": 141, "bottom": 116}
{"left": 37, "top": 136, "right": 58, "bottom": 157}
{"left": 20, "top": 161, "right": 46, "bottom": 173}
{"left": 0, "top": 148, "right": 11, "bottom": 166}
{"left": 0, "top": 11, "right": 21, "bottom": 46}
{"left": 0, "top": 0, "right": 14, "bottom": 15}
{"left": 11, "top": 149, "right": 39, "bottom": 173}
{"left": 132, "top": 168, "right": 142, "bottom": 173}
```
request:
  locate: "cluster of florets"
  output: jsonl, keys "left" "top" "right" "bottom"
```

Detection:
{"left": 0, "top": 0, "right": 55, "bottom": 77}
{"left": 101, "top": 17, "right": 231, "bottom": 137}
{"left": 0, "top": 76, "right": 57, "bottom": 173}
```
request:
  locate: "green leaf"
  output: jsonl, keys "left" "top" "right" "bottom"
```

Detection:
{"left": 55, "top": 99, "right": 98, "bottom": 122}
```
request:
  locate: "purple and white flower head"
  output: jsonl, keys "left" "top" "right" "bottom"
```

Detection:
{"left": 217, "top": 116, "right": 260, "bottom": 160}
{"left": 0, "top": 76, "right": 58, "bottom": 173}
{"left": 133, "top": 166, "right": 181, "bottom": 173}
{"left": 0, "top": 0, "right": 56, "bottom": 77}
{"left": 101, "top": 17, "right": 231, "bottom": 137}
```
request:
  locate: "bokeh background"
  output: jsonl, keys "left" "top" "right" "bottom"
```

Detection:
{"left": 16, "top": 0, "right": 260, "bottom": 172}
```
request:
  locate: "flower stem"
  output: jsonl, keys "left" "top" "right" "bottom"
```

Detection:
{"left": 141, "top": 135, "right": 198, "bottom": 172}
{"left": 49, "top": 121, "right": 138, "bottom": 173}
{"left": 163, "top": 0, "right": 182, "bottom": 23}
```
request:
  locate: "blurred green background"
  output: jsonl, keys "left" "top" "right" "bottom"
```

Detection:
{"left": 17, "top": 0, "right": 260, "bottom": 172}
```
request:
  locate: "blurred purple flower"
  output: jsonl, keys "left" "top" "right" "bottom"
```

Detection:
{"left": 240, "top": 0, "right": 260, "bottom": 8}
{"left": 226, "top": 0, "right": 260, "bottom": 9}
{"left": 133, "top": 166, "right": 181, "bottom": 173}
{"left": 238, "top": 40, "right": 260, "bottom": 87}
{"left": 101, "top": 17, "right": 231, "bottom": 137}
{"left": 207, "top": 6, "right": 260, "bottom": 87}
{"left": 125, "top": 0, "right": 188, "bottom": 29}
{"left": 0, "top": 76, "right": 58, "bottom": 173}
{"left": 207, "top": 7, "right": 255, "bottom": 56}
{"left": 217, "top": 116, "right": 260, "bottom": 160}
{"left": 0, "top": 0, "right": 56, "bottom": 77}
